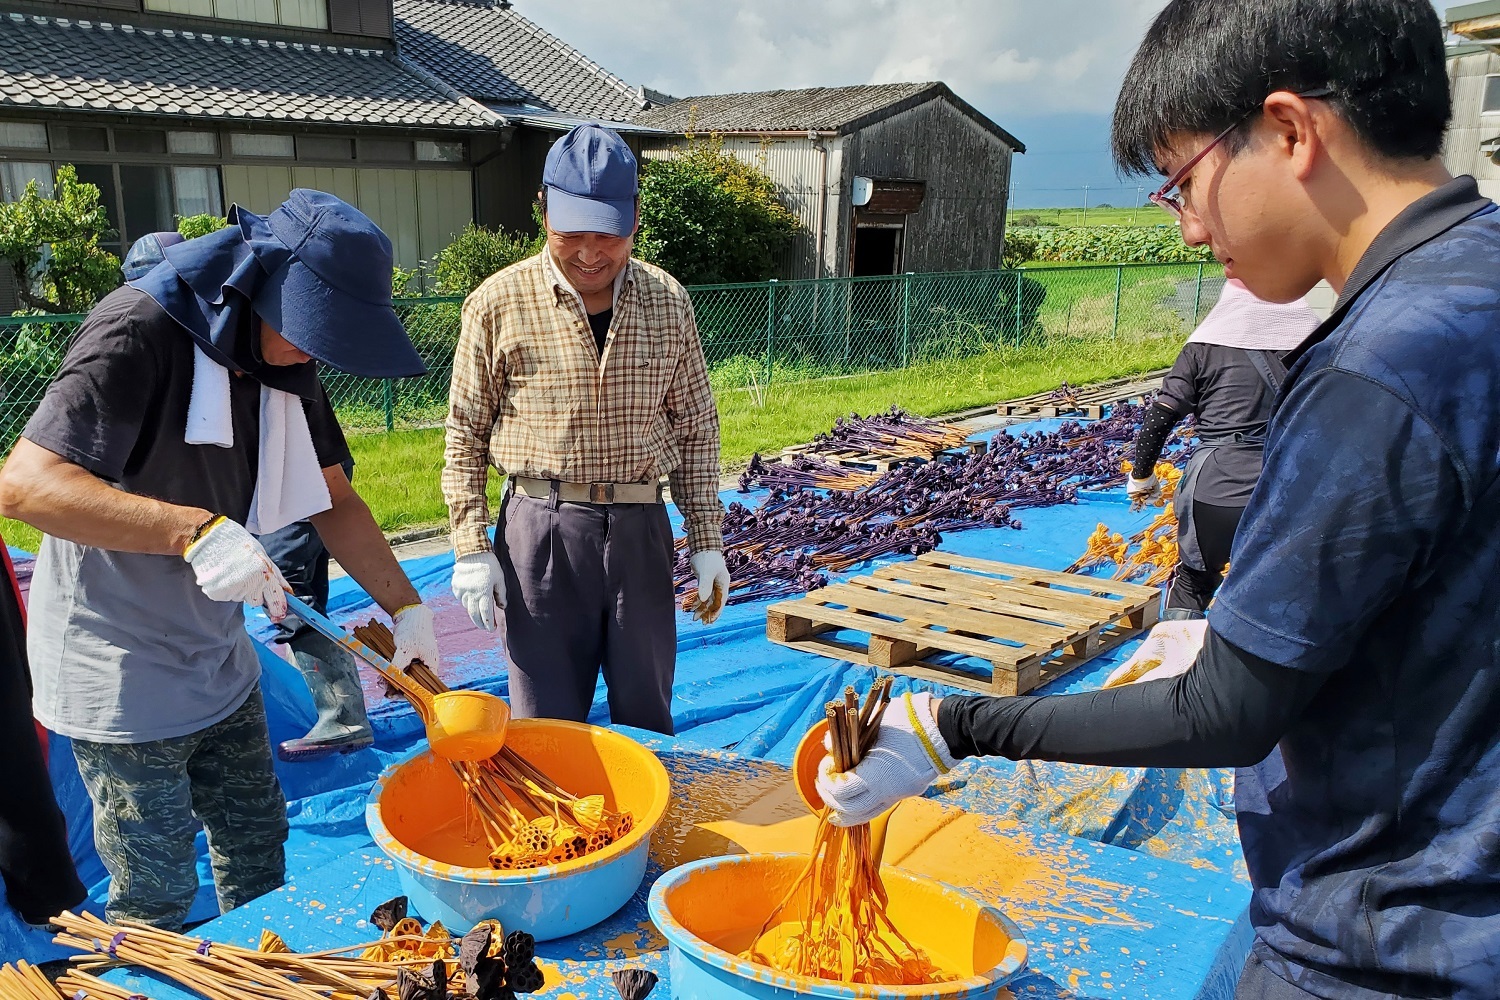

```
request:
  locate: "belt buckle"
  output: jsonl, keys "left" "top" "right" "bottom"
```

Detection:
{"left": 589, "top": 482, "right": 614, "bottom": 503}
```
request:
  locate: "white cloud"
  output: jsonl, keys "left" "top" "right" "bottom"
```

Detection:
{"left": 518, "top": 0, "right": 1164, "bottom": 118}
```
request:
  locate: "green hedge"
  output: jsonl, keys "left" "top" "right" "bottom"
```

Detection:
{"left": 1008, "top": 225, "right": 1214, "bottom": 265}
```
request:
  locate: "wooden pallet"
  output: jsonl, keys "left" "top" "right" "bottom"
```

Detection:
{"left": 779, "top": 438, "right": 986, "bottom": 473}
{"left": 998, "top": 370, "right": 1168, "bottom": 419}
{"left": 766, "top": 552, "right": 1161, "bottom": 696}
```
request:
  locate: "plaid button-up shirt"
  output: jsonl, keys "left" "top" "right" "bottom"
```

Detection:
{"left": 442, "top": 251, "right": 724, "bottom": 559}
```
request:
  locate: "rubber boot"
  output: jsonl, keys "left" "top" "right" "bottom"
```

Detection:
{"left": 277, "top": 631, "right": 374, "bottom": 762}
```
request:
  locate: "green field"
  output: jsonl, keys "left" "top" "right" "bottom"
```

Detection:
{"left": 1007, "top": 205, "right": 1173, "bottom": 228}
{"left": 1, "top": 333, "right": 1181, "bottom": 556}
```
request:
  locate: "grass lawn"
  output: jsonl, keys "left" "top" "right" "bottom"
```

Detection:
{"left": 0, "top": 334, "right": 1183, "bottom": 556}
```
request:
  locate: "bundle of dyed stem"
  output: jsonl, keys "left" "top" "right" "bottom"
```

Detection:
{"left": 1070, "top": 461, "right": 1183, "bottom": 587}
{"left": 47, "top": 910, "right": 422, "bottom": 1000}
{"left": 352, "top": 622, "right": 633, "bottom": 870}
{"left": 0, "top": 961, "right": 73, "bottom": 1000}
{"left": 744, "top": 680, "right": 941, "bottom": 986}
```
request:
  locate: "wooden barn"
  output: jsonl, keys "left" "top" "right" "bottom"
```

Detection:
{"left": 634, "top": 82, "right": 1025, "bottom": 280}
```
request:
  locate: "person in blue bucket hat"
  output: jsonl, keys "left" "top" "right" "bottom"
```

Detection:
{"left": 124, "top": 228, "right": 374, "bottom": 763}
{"left": 0, "top": 190, "right": 441, "bottom": 931}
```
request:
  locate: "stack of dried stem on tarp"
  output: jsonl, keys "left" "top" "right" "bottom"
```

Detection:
{"left": 352, "top": 622, "right": 632, "bottom": 871}
{"left": 43, "top": 897, "right": 544, "bottom": 1000}
{"left": 0, "top": 961, "right": 67, "bottom": 1000}
{"left": 744, "top": 679, "right": 941, "bottom": 986}
{"left": 678, "top": 400, "right": 1191, "bottom": 607}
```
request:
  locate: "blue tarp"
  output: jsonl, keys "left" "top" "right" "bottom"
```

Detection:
{"left": 0, "top": 419, "right": 1250, "bottom": 994}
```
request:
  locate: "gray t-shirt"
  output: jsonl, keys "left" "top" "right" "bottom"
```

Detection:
{"left": 1157, "top": 342, "right": 1283, "bottom": 506}
{"left": 22, "top": 287, "right": 350, "bottom": 744}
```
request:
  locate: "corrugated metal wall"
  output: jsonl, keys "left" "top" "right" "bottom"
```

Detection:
{"left": 641, "top": 136, "right": 846, "bottom": 280}
{"left": 1445, "top": 50, "right": 1500, "bottom": 201}
{"left": 222, "top": 164, "right": 472, "bottom": 270}
{"left": 844, "top": 97, "right": 1013, "bottom": 274}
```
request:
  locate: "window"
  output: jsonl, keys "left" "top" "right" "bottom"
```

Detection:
{"left": 230, "top": 133, "right": 295, "bottom": 158}
{"left": 72, "top": 163, "right": 122, "bottom": 254}
{"left": 1485, "top": 75, "right": 1500, "bottom": 115}
{"left": 172, "top": 166, "right": 224, "bottom": 219}
{"left": 0, "top": 124, "right": 48, "bottom": 151}
{"left": 0, "top": 163, "right": 51, "bottom": 202}
{"left": 296, "top": 135, "right": 354, "bottom": 161}
{"left": 416, "top": 140, "right": 466, "bottom": 163}
{"left": 52, "top": 126, "right": 108, "bottom": 152}
{"left": 120, "top": 165, "right": 175, "bottom": 239}
{"left": 115, "top": 129, "right": 168, "bottom": 155}
{"left": 168, "top": 131, "right": 218, "bottom": 156}
{"left": 144, "top": 0, "right": 327, "bottom": 30}
{"left": 359, "top": 138, "right": 414, "bottom": 162}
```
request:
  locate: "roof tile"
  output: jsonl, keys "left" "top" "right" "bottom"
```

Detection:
{"left": 0, "top": 12, "right": 495, "bottom": 129}
{"left": 394, "top": 0, "right": 642, "bottom": 120}
{"left": 632, "top": 83, "right": 941, "bottom": 133}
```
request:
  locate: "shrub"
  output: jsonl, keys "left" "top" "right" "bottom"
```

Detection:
{"left": 176, "top": 213, "right": 228, "bottom": 240}
{"left": 1002, "top": 231, "right": 1040, "bottom": 268}
{"left": 637, "top": 140, "right": 799, "bottom": 285}
{"left": 433, "top": 223, "right": 542, "bottom": 297}
{"left": 0, "top": 165, "right": 120, "bottom": 314}
{"left": 1007, "top": 225, "right": 1214, "bottom": 264}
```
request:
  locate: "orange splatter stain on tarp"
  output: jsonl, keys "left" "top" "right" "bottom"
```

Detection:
{"left": 600, "top": 921, "right": 667, "bottom": 959}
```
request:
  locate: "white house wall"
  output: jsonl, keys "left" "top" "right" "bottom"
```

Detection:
{"left": 1446, "top": 49, "right": 1500, "bottom": 201}
{"left": 222, "top": 164, "right": 473, "bottom": 271}
{"left": 641, "top": 136, "right": 845, "bottom": 280}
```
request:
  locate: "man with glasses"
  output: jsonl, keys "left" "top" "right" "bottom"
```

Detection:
{"left": 815, "top": 2, "right": 1500, "bottom": 997}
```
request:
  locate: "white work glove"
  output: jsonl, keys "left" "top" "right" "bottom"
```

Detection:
{"left": 815, "top": 692, "right": 957, "bottom": 828}
{"left": 392, "top": 603, "right": 440, "bottom": 671}
{"left": 1126, "top": 472, "right": 1161, "bottom": 504}
{"left": 182, "top": 517, "right": 290, "bottom": 620}
{"left": 451, "top": 551, "right": 506, "bottom": 631}
{"left": 688, "top": 550, "right": 731, "bottom": 625}
{"left": 1104, "top": 618, "right": 1209, "bottom": 688}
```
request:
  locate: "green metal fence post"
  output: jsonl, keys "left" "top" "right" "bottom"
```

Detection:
{"left": 1013, "top": 269, "right": 1023, "bottom": 341}
{"left": 901, "top": 272, "right": 913, "bottom": 367}
{"left": 1193, "top": 261, "right": 1205, "bottom": 324}
{"left": 383, "top": 379, "right": 394, "bottom": 432}
{"left": 765, "top": 279, "right": 777, "bottom": 385}
{"left": 1112, "top": 265, "right": 1124, "bottom": 338}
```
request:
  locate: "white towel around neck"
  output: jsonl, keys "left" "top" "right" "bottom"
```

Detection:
{"left": 1186, "top": 278, "right": 1321, "bottom": 352}
{"left": 184, "top": 344, "right": 332, "bottom": 536}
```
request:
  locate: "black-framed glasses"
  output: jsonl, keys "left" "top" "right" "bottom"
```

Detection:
{"left": 1149, "top": 87, "right": 1334, "bottom": 218}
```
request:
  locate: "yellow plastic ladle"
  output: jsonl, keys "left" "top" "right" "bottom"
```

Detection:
{"left": 282, "top": 593, "right": 509, "bottom": 762}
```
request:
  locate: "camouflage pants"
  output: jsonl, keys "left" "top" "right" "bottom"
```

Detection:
{"left": 71, "top": 687, "right": 288, "bottom": 931}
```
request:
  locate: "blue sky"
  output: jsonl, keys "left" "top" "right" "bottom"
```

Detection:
{"left": 522, "top": 0, "right": 1454, "bottom": 209}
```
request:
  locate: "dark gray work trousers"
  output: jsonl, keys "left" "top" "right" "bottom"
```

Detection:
{"left": 495, "top": 490, "right": 677, "bottom": 734}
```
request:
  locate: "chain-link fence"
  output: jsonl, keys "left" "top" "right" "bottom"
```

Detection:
{"left": 0, "top": 263, "right": 1223, "bottom": 449}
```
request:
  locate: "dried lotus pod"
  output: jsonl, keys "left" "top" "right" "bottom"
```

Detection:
{"left": 570, "top": 795, "right": 606, "bottom": 833}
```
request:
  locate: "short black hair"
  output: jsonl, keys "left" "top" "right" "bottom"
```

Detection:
{"left": 1112, "top": 0, "right": 1450, "bottom": 176}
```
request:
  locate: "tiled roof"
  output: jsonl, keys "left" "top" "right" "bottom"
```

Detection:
{"left": 633, "top": 82, "right": 940, "bottom": 133}
{"left": 394, "top": 0, "right": 644, "bottom": 120}
{"left": 0, "top": 11, "right": 496, "bottom": 129}
{"left": 635, "top": 81, "right": 1025, "bottom": 150}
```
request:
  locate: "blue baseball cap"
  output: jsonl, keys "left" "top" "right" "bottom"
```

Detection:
{"left": 542, "top": 123, "right": 638, "bottom": 237}
{"left": 121, "top": 231, "right": 185, "bottom": 282}
{"left": 225, "top": 190, "right": 425, "bottom": 379}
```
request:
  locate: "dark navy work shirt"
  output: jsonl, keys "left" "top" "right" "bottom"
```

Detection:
{"left": 1209, "top": 177, "right": 1500, "bottom": 999}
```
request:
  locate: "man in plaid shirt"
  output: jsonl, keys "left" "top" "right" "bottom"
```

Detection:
{"left": 442, "top": 123, "right": 729, "bottom": 733}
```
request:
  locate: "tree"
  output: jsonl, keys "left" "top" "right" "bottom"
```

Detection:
{"left": 432, "top": 222, "right": 542, "bottom": 297}
{"left": 0, "top": 165, "right": 120, "bottom": 314}
{"left": 636, "top": 140, "right": 798, "bottom": 285}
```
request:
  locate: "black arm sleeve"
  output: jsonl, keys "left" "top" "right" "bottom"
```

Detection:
{"left": 936, "top": 629, "right": 1326, "bottom": 768}
{"left": 1131, "top": 401, "right": 1180, "bottom": 475}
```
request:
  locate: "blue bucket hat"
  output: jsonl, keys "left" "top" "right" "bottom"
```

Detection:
{"left": 543, "top": 123, "right": 638, "bottom": 237}
{"left": 121, "top": 231, "right": 185, "bottom": 282}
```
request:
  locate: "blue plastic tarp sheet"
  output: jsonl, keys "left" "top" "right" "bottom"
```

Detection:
{"left": 1, "top": 419, "right": 1249, "bottom": 992}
